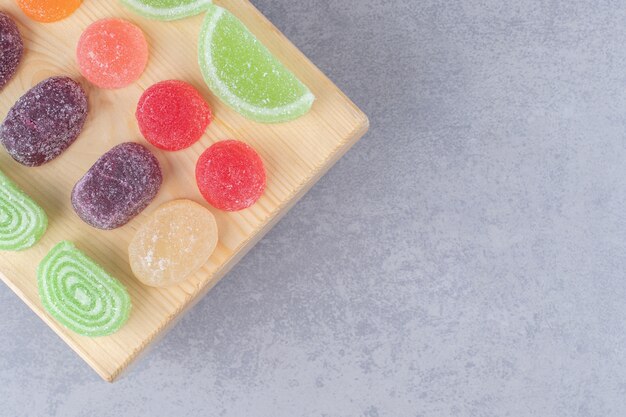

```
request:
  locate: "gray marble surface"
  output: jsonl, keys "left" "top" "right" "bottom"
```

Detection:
{"left": 2, "top": 0, "right": 626, "bottom": 416}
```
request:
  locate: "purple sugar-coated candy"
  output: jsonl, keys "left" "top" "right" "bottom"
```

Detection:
{"left": 0, "top": 76, "right": 88, "bottom": 167}
{"left": 71, "top": 142, "right": 162, "bottom": 230}
{"left": 0, "top": 12, "right": 23, "bottom": 91}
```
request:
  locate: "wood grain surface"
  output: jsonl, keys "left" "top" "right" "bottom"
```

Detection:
{"left": 0, "top": 0, "right": 368, "bottom": 382}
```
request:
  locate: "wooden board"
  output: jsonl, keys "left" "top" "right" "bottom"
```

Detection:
{"left": 0, "top": 0, "right": 368, "bottom": 382}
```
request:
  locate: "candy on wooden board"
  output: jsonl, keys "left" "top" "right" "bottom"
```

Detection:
{"left": 136, "top": 80, "right": 212, "bottom": 151}
{"left": 0, "top": 77, "right": 88, "bottom": 167}
{"left": 129, "top": 199, "right": 218, "bottom": 287}
{"left": 17, "top": 0, "right": 82, "bottom": 23}
{"left": 196, "top": 140, "right": 266, "bottom": 211}
{"left": 120, "top": 0, "right": 212, "bottom": 21}
{"left": 72, "top": 142, "right": 162, "bottom": 230}
{"left": 38, "top": 241, "right": 131, "bottom": 337}
{"left": 198, "top": 4, "right": 314, "bottom": 123}
{"left": 0, "top": 12, "right": 23, "bottom": 91}
{"left": 0, "top": 169, "right": 47, "bottom": 251}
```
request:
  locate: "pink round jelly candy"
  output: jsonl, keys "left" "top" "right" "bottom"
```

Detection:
{"left": 76, "top": 18, "right": 148, "bottom": 89}
{"left": 72, "top": 142, "right": 162, "bottom": 229}
{"left": 0, "top": 12, "right": 23, "bottom": 91}
{"left": 136, "top": 80, "right": 212, "bottom": 151}
{"left": 196, "top": 140, "right": 266, "bottom": 211}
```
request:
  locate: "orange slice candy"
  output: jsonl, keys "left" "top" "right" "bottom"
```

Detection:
{"left": 17, "top": 0, "right": 82, "bottom": 23}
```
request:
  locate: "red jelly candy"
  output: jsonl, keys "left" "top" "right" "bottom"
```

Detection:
{"left": 196, "top": 140, "right": 266, "bottom": 211}
{"left": 136, "top": 80, "right": 212, "bottom": 151}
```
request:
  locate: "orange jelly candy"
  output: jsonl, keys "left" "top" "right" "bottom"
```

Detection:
{"left": 17, "top": 0, "right": 82, "bottom": 23}
{"left": 76, "top": 18, "right": 149, "bottom": 89}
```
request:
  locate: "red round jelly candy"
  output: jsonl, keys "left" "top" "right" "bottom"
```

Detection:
{"left": 136, "top": 80, "right": 212, "bottom": 151}
{"left": 196, "top": 140, "right": 266, "bottom": 211}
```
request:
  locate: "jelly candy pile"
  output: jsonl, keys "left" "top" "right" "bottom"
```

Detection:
{"left": 0, "top": 1, "right": 321, "bottom": 337}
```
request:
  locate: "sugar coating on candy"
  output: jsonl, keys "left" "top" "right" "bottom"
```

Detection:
{"left": 17, "top": 0, "right": 82, "bottom": 23}
{"left": 0, "top": 12, "right": 23, "bottom": 91}
{"left": 121, "top": 0, "right": 212, "bottom": 21}
{"left": 196, "top": 140, "right": 266, "bottom": 211}
{"left": 0, "top": 169, "right": 47, "bottom": 251}
{"left": 72, "top": 142, "right": 162, "bottom": 230}
{"left": 38, "top": 241, "right": 131, "bottom": 337}
{"left": 198, "top": 5, "right": 314, "bottom": 123}
{"left": 136, "top": 80, "right": 212, "bottom": 151}
{"left": 129, "top": 199, "right": 218, "bottom": 287}
{"left": 76, "top": 18, "right": 148, "bottom": 89}
{"left": 0, "top": 76, "right": 88, "bottom": 167}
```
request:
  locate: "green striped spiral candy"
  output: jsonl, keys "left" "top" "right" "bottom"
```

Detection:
{"left": 0, "top": 170, "right": 47, "bottom": 251}
{"left": 38, "top": 242, "right": 131, "bottom": 337}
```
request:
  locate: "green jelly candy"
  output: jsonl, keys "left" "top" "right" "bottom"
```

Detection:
{"left": 120, "top": 0, "right": 212, "bottom": 21}
{"left": 198, "top": 5, "right": 315, "bottom": 123}
{"left": 38, "top": 241, "right": 131, "bottom": 337}
{"left": 0, "top": 170, "right": 47, "bottom": 251}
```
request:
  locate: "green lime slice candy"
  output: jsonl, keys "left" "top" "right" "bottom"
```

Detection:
{"left": 120, "top": 0, "right": 212, "bottom": 21}
{"left": 0, "top": 170, "right": 47, "bottom": 251}
{"left": 38, "top": 241, "right": 131, "bottom": 337}
{"left": 198, "top": 5, "right": 315, "bottom": 123}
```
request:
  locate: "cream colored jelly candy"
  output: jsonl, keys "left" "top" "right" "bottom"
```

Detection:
{"left": 129, "top": 199, "right": 218, "bottom": 287}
